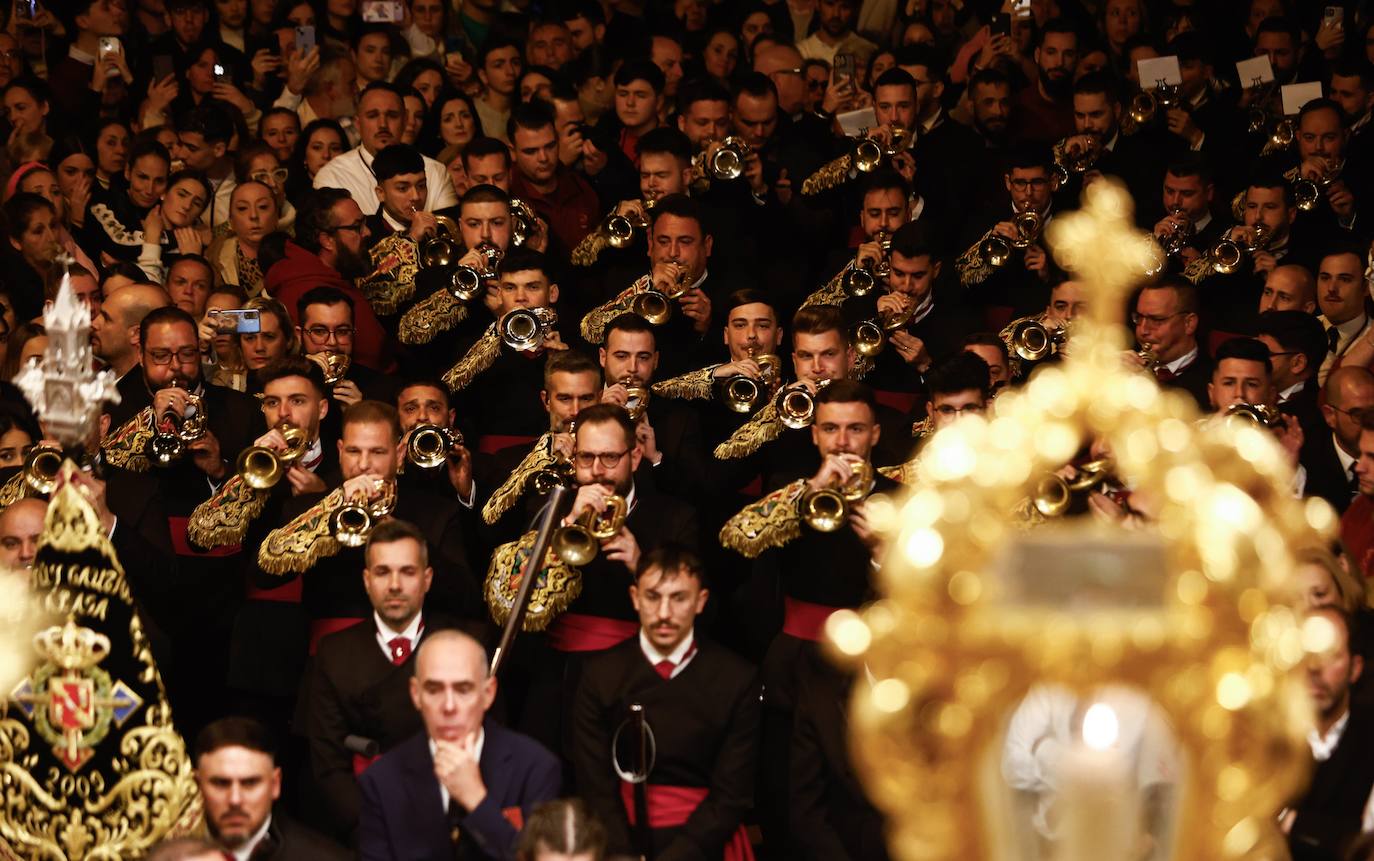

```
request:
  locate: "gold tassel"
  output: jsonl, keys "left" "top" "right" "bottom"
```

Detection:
{"left": 718, "top": 479, "right": 805, "bottom": 558}
{"left": 480, "top": 433, "right": 553, "bottom": 525}
{"left": 570, "top": 227, "right": 610, "bottom": 267}
{"left": 714, "top": 400, "right": 783, "bottom": 460}
{"left": 651, "top": 365, "right": 718, "bottom": 400}
{"left": 579, "top": 273, "right": 651, "bottom": 344}
{"left": 398, "top": 289, "right": 469, "bottom": 345}
{"left": 484, "top": 530, "right": 582, "bottom": 630}
{"left": 0, "top": 470, "right": 26, "bottom": 508}
{"left": 801, "top": 152, "right": 855, "bottom": 196}
{"left": 442, "top": 327, "right": 502, "bottom": 392}
{"left": 956, "top": 229, "right": 997, "bottom": 287}
{"left": 258, "top": 487, "right": 344, "bottom": 575}
{"left": 800, "top": 265, "right": 849, "bottom": 309}
{"left": 359, "top": 234, "right": 421, "bottom": 315}
{"left": 187, "top": 474, "right": 269, "bottom": 549}
{"left": 101, "top": 408, "right": 154, "bottom": 472}
{"left": 1182, "top": 253, "right": 1214, "bottom": 285}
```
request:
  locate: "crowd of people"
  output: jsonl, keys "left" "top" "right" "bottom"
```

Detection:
{"left": 3, "top": 0, "right": 1374, "bottom": 859}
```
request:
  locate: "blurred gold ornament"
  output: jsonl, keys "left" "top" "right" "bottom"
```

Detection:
{"left": 828, "top": 180, "right": 1328, "bottom": 861}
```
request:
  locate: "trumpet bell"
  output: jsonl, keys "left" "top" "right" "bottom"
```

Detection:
{"left": 1224, "top": 402, "right": 1281, "bottom": 429}
{"left": 552, "top": 523, "right": 599, "bottom": 567}
{"left": 420, "top": 216, "right": 461, "bottom": 268}
{"left": 510, "top": 199, "right": 536, "bottom": 246}
{"left": 1129, "top": 91, "right": 1156, "bottom": 125}
{"left": 776, "top": 385, "right": 818, "bottom": 430}
{"left": 624, "top": 384, "right": 650, "bottom": 421}
{"left": 1033, "top": 474, "right": 1071, "bottom": 518}
{"left": 237, "top": 445, "right": 285, "bottom": 490}
{"left": 606, "top": 214, "right": 636, "bottom": 248}
{"left": 330, "top": 504, "right": 373, "bottom": 548}
{"left": 800, "top": 488, "right": 847, "bottom": 532}
{"left": 147, "top": 433, "right": 184, "bottom": 467}
{"left": 853, "top": 138, "right": 884, "bottom": 173}
{"left": 23, "top": 443, "right": 63, "bottom": 495}
{"left": 450, "top": 266, "right": 484, "bottom": 302}
{"left": 722, "top": 376, "right": 761, "bottom": 413}
{"left": 501, "top": 307, "right": 556, "bottom": 352}
{"left": 531, "top": 463, "right": 572, "bottom": 495}
{"left": 631, "top": 290, "right": 672, "bottom": 325}
{"left": 1294, "top": 178, "right": 1320, "bottom": 212}
{"left": 1012, "top": 320, "right": 1060, "bottom": 362}
{"left": 1012, "top": 211, "right": 1042, "bottom": 248}
{"left": 408, "top": 424, "right": 460, "bottom": 469}
{"left": 981, "top": 235, "right": 1012, "bottom": 268}
{"left": 843, "top": 265, "right": 876, "bottom": 297}
{"left": 852, "top": 320, "right": 886, "bottom": 358}
{"left": 1210, "top": 239, "right": 1243, "bottom": 275}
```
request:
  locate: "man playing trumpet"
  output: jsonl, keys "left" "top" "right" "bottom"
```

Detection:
{"left": 484, "top": 403, "right": 698, "bottom": 756}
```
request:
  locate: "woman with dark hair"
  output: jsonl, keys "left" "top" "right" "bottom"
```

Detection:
{"left": 285, "top": 118, "right": 347, "bottom": 201}
{"left": 1, "top": 321, "right": 45, "bottom": 382}
{"left": 516, "top": 800, "right": 606, "bottom": 861}
{"left": 168, "top": 44, "right": 262, "bottom": 130}
{"left": 2, "top": 193, "right": 59, "bottom": 321}
{"left": 418, "top": 89, "right": 479, "bottom": 158}
{"left": 134, "top": 171, "right": 214, "bottom": 278}
{"left": 46, "top": 136, "right": 97, "bottom": 224}
{"left": 2, "top": 78, "right": 51, "bottom": 139}
{"left": 313, "top": 0, "right": 359, "bottom": 50}
{"left": 395, "top": 57, "right": 447, "bottom": 109}
{"left": 91, "top": 119, "right": 131, "bottom": 192}
{"left": 207, "top": 179, "right": 280, "bottom": 296}
{"left": 0, "top": 407, "right": 36, "bottom": 468}
{"left": 697, "top": 26, "right": 742, "bottom": 89}
{"left": 239, "top": 295, "right": 300, "bottom": 388}
{"left": 8, "top": 164, "right": 98, "bottom": 275}
{"left": 233, "top": 142, "right": 296, "bottom": 232}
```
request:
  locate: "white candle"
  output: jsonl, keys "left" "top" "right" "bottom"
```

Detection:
{"left": 1054, "top": 702, "right": 1140, "bottom": 861}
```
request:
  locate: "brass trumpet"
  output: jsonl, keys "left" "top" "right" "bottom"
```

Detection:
{"left": 236, "top": 424, "right": 309, "bottom": 490}
{"left": 510, "top": 199, "right": 537, "bottom": 246}
{"left": 775, "top": 380, "right": 827, "bottom": 430}
{"left": 1157, "top": 206, "right": 1193, "bottom": 257}
{"left": 449, "top": 246, "right": 503, "bottom": 303}
{"left": 618, "top": 377, "right": 650, "bottom": 422}
{"left": 550, "top": 494, "right": 627, "bottom": 566}
{"left": 719, "top": 352, "right": 782, "bottom": 413}
{"left": 1209, "top": 223, "right": 1270, "bottom": 275}
{"left": 1223, "top": 402, "right": 1283, "bottom": 429}
{"left": 330, "top": 481, "right": 397, "bottom": 547}
{"left": 799, "top": 460, "right": 874, "bottom": 532}
{"left": 531, "top": 453, "right": 574, "bottom": 495}
{"left": 501, "top": 306, "right": 558, "bottom": 352}
{"left": 630, "top": 270, "right": 689, "bottom": 325}
{"left": 309, "top": 351, "right": 351, "bottom": 385}
{"left": 606, "top": 201, "right": 652, "bottom": 249}
{"left": 980, "top": 210, "right": 1043, "bottom": 268}
{"left": 843, "top": 231, "right": 891, "bottom": 297}
{"left": 706, "top": 136, "right": 752, "bottom": 180}
{"left": 23, "top": 442, "right": 63, "bottom": 495}
{"left": 1032, "top": 458, "right": 1114, "bottom": 518}
{"left": 853, "top": 125, "right": 915, "bottom": 173}
{"left": 1294, "top": 159, "right": 1344, "bottom": 212}
{"left": 406, "top": 424, "right": 464, "bottom": 469}
{"left": 418, "top": 215, "right": 462, "bottom": 269}
{"left": 1011, "top": 319, "right": 1066, "bottom": 362}
{"left": 1050, "top": 135, "right": 1101, "bottom": 185}
{"left": 1135, "top": 344, "right": 1162, "bottom": 374}
{"left": 1128, "top": 81, "right": 1180, "bottom": 126}
{"left": 852, "top": 296, "right": 918, "bottom": 358}
{"left": 147, "top": 388, "right": 206, "bottom": 467}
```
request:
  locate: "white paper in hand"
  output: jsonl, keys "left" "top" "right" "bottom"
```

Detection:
{"left": 1235, "top": 55, "right": 1275, "bottom": 89}
{"left": 1137, "top": 56, "right": 1182, "bottom": 89}
{"left": 1280, "top": 82, "right": 1323, "bottom": 116}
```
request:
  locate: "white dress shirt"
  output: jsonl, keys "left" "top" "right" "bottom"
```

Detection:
{"left": 374, "top": 611, "right": 423, "bottom": 663}
{"left": 1320, "top": 314, "right": 1371, "bottom": 384}
{"left": 232, "top": 815, "right": 273, "bottom": 861}
{"left": 1301, "top": 711, "right": 1374, "bottom": 831}
{"left": 1161, "top": 345, "right": 1198, "bottom": 376}
{"left": 314, "top": 145, "right": 458, "bottom": 215}
{"left": 639, "top": 629, "right": 697, "bottom": 679}
{"left": 430, "top": 730, "right": 486, "bottom": 813}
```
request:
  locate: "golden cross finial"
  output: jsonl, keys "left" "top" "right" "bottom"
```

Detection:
{"left": 1045, "top": 179, "right": 1159, "bottom": 328}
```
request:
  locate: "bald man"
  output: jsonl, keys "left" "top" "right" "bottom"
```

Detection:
{"left": 358, "top": 630, "right": 560, "bottom": 861}
{"left": 91, "top": 283, "right": 172, "bottom": 379}
{"left": 1303, "top": 366, "right": 1374, "bottom": 514}
{"left": 1259, "top": 264, "right": 1317, "bottom": 315}
{"left": 754, "top": 44, "right": 808, "bottom": 117}
{"left": 0, "top": 497, "right": 45, "bottom": 570}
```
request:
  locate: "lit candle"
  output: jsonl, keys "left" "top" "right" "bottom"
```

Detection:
{"left": 1054, "top": 702, "right": 1140, "bottom": 861}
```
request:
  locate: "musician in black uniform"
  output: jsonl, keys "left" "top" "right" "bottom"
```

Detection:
{"left": 100, "top": 305, "right": 261, "bottom": 735}
{"left": 571, "top": 545, "right": 758, "bottom": 860}
{"left": 304, "top": 518, "right": 449, "bottom": 841}
{"left": 719, "top": 379, "right": 900, "bottom": 854}
{"left": 1128, "top": 279, "right": 1212, "bottom": 411}
{"left": 484, "top": 403, "right": 698, "bottom": 756}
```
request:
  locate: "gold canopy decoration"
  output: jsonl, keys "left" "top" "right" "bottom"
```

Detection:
{"left": 827, "top": 180, "right": 1328, "bottom": 861}
{"left": 0, "top": 464, "right": 202, "bottom": 859}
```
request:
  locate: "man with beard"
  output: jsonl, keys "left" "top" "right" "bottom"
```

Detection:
{"left": 796, "top": 0, "right": 878, "bottom": 69}
{"left": 1011, "top": 19, "right": 1078, "bottom": 146}
{"left": 195, "top": 717, "right": 348, "bottom": 860}
{"left": 263, "top": 188, "right": 392, "bottom": 373}
{"left": 964, "top": 69, "right": 1017, "bottom": 206}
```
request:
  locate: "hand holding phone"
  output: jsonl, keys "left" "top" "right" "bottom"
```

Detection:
{"left": 207, "top": 309, "right": 262, "bottom": 335}
{"left": 294, "top": 24, "right": 316, "bottom": 54}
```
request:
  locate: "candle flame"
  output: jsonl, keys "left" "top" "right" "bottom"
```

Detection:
{"left": 1082, "top": 702, "right": 1120, "bottom": 750}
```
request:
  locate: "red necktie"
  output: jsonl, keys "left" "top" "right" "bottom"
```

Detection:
{"left": 653, "top": 659, "right": 675, "bottom": 679}
{"left": 388, "top": 637, "right": 411, "bottom": 665}
{"left": 1155, "top": 366, "right": 1176, "bottom": 382}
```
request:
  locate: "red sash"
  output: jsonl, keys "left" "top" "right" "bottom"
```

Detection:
{"left": 618, "top": 782, "right": 755, "bottom": 861}
{"left": 782, "top": 597, "right": 838, "bottom": 643}
{"left": 244, "top": 575, "right": 303, "bottom": 602}
{"left": 546, "top": 613, "right": 638, "bottom": 652}
{"left": 167, "top": 516, "right": 240, "bottom": 557}
{"left": 352, "top": 753, "right": 379, "bottom": 777}
{"left": 309, "top": 617, "right": 364, "bottom": 655}
{"left": 477, "top": 434, "right": 538, "bottom": 455}
{"left": 739, "top": 475, "right": 762, "bottom": 497}
{"left": 872, "top": 388, "right": 919, "bottom": 415}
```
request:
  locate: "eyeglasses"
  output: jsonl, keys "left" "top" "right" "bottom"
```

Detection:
{"left": 573, "top": 449, "right": 629, "bottom": 469}
{"left": 330, "top": 220, "right": 366, "bottom": 234}
{"left": 1130, "top": 311, "right": 1185, "bottom": 326}
{"left": 1331, "top": 404, "right": 1370, "bottom": 422}
{"left": 933, "top": 404, "right": 984, "bottom": 417}
{"left": 1009, "top": 178, "right": 1050, "bottom": 190}
{"left": 304, "top": 325, "right": 355, "bottom": 340}
{"left": 249, "top": 168, "right": 289, "bottom": 184}
{"left": 147, "top": 347, "right": 200, "bottom": 365}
